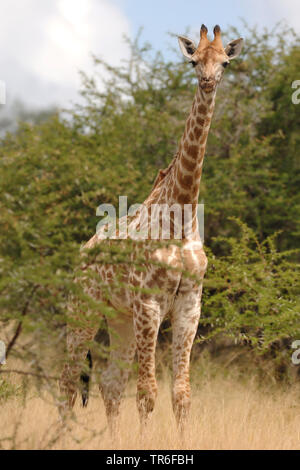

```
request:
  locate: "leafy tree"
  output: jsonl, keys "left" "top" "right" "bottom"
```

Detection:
{"left": 0, "top": 24, "right": 299, "bottom": 391}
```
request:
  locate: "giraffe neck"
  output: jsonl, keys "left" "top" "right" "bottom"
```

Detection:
{"left": 170, "top": 86, "right": 216, "bottom": 207}
{"left": 142, "top": 85, "right": 217, "bottom": 240}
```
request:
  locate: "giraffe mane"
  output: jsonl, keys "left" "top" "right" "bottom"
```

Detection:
{"left": 150, "top": 152, "right": 179, "bottom": 193}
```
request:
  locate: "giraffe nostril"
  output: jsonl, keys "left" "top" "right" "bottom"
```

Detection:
{"left": 200, "top": 77, "right": 216, "bottom": 91}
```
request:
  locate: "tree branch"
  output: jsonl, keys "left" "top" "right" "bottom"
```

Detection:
{"left": 5, "top": 285, "right": 39, "bottom": 359}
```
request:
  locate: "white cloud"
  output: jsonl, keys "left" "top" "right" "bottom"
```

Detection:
{"left": 0, "top": 0, "right": 131, "bottom": 109}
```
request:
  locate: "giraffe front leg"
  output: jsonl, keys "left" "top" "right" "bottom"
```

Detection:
{"left": 134, "top": 299, "right": 160, "bottom": 432}
{"left": 59, "top": 325, "right": 97, "bottom": 419}
{"left": 171, "top": 284, "right": 202, "bottom": 433}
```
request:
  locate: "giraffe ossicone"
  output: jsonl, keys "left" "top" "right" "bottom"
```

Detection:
{"left": 59, "top": 25, "right": 244, "bottom": 434}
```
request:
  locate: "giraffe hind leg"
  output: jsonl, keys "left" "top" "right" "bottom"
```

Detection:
{"left": 59, "top": 326, "right": 97, "bottom": 418}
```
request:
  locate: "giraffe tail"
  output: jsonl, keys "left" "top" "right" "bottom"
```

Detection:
{"left": 80, "top": 350, "right": 93, "bottom": 408}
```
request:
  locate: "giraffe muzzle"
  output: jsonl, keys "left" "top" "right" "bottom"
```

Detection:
{"left": 200, "top": 79, "right": 216, "bottom": 92}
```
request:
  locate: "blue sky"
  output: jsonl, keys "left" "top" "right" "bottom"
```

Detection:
{"left": 118, "top": 0, "right": 299, "bottom": 52}
{"left": 0, "top": 0, "right": 298, "bottom": 110}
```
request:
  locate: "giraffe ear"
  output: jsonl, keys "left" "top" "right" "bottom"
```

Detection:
{"left": 178, "top": 36, "right": 196, "bottom": 59}
{"left": 225, "top": 38, "right": 244, "bottom": 60}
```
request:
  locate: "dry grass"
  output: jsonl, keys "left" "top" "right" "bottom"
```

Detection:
{"left": 1, "top": 361, "right": 300, "bottom": 450}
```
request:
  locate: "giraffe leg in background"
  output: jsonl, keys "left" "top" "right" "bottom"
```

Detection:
{"left": 100, "top": 316, "right": 136, "bottom": 436}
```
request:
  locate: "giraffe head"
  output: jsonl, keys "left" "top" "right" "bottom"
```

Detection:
{"left": 178, "top": 25, "right": 243, "bottom": 93}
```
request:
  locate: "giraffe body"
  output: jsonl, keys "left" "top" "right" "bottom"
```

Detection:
{"left": 59, "top": 25, "right": 243, "bottom": 434}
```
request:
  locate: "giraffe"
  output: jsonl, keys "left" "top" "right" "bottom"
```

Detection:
{"left": 59, "top": 25, "right": 243, "bottom": 434}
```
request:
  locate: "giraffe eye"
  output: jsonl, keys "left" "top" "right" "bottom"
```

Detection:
{"left": 222, "top": 61, "right": 229, "bottom": 68}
